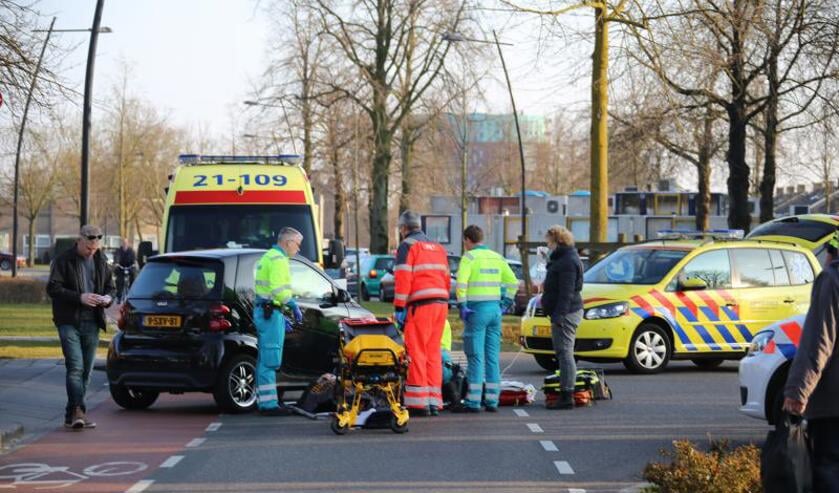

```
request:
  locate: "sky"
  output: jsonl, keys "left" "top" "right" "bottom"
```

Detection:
{"left": 33, "top": 0, "right": 591, "bottom": 137}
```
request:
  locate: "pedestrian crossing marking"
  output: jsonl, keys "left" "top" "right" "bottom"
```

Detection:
{"left": 160, "top": 456, "right": 183, "bottom": 468}
{"left": 514, "top": 409, "right": 529, "bottom": 417}
{"left": 206, "top": 422, "right": 222, "bottom": 432}
{"left": 185, "top": 438, "right": 205, "bottom": 448}
{"left": 126, "top": 479, "right": 154, "bottom": 493}
{"left": 554, "top": 461, "right": 575, "bottom": 474}
{"left": 527, "top": 423, "right": 543, "bottom": 433}
{"left": 540, "top": 440, "right": 558, "bottom": 452}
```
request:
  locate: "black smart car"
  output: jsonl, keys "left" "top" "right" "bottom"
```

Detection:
{"left": 106, "top": 249, "right": 372, "bottom": 413}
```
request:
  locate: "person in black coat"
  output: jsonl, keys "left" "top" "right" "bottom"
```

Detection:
{"left": 46, "top": 224, "right": 114, "bottom": 430}
{"left": 539, "top": 225, "right": 584, "bottom": 410}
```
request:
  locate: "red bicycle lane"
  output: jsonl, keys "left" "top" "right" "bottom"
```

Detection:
{"left": 0, "top": 394, "right": 221, "bottom": 492}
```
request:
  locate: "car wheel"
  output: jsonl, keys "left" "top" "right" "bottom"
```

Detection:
{"left": 623, "top": 324, "right": 671, "bottom": 374}
{"left": 361, "top": 283, "right": 370, "bottom": 301}
{"left": 214, "top": 353, "right": 258, "bottom": 413}
{"left": 0, "top": 259, "right": 10, "bottom": 271}
{"left": 533, "top": 354, "right": 558, "bottom": 372}
{"left": 109, "top": 384, "right": 159, "bottom": 410}
{"left": 691, "top": 358, "right": 724, "bottom": 370}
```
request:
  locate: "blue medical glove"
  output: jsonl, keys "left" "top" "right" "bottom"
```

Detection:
{"left": 283, "top": 316, "right": 295, "bottom": 333}
{"left": 458, "top": 303, "right": 475, "bottom": 322}
{"left": 287, "top": 299, "right": 303, "bottom": 324}
{"left": 394, "top": 308, "right": 406, "bottom": 328}
{"left": 500, "top": 298, "right": 514, "bottom": 313}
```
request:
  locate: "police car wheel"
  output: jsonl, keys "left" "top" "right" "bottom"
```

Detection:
{"left": 109, "top": 384, "right": 159, "bottom": 410}
{"left": 214, "top": 354, "right": 258, "bottom": 413}
{"left": 361, "top": 284, "right": 370, "bottom": 301}
{"left": 624, "top": 324, "right": 671, "bottom": 374}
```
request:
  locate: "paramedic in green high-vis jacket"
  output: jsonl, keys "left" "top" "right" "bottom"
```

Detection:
{"left": 453, "top": 225, "right": 518, "bottom": 413}
{"left": 253, "top": 227, "right": 304, "bottom": 416}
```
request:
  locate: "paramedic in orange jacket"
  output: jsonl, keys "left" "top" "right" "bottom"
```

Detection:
{"left": 393, "top": 210, "right": 450, "bottom": 417}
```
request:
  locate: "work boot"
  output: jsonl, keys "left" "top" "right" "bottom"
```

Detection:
{"left": 408, "top": 407, "right": 429, "bottom": 417}
{"left": 556, "top": 391, "right": 574, "bottom": 410}
{"left": 484, "top": 406, "right": 498, "bottom": 413}
{"left": 428, "top": 406, "right": 439, "bottom": 416}
{"left": 259, "top": 407, "right": 292, "bottom": 416}
{"left": 71, "top": 407, "right": 85, "bottom": 430}
{"left": 449, "top": 403, "right": 480, "bottom": 414}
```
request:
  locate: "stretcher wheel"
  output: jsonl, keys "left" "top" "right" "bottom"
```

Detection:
{"left": 331, "top": 417, "right": 349, "bottom": 435}
{"left": 390, "top": 416, "right": 408, "bottom": 434}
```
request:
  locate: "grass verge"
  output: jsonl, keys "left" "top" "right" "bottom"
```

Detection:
{"left": 0, "top": 341, "right": 108, "bottom": 359}
{"left": 0, "top": 303, "right": 55, "bottom": 337}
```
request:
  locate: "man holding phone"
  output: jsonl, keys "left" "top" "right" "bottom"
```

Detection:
{"left": 47, "top": 224, "right": 115, "bottom": 430}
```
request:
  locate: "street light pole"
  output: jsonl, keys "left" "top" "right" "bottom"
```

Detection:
{"left": 492, "top": 30, "right": 531, "bottom": 298}
{"left": 243, "top": 99, "right": 298, "bottom": 154}
{"left": 11, "top": 17, "right": 55, "bottom": 278}
{"left": 80, "top": 0, "right": 106, "bottom": 227}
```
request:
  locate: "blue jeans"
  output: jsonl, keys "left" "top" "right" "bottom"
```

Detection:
{"left": 58, "top": 319, "right": 99, "bottom": 420}
{"left": 809, "top": 418, "right": 839, "bottom": 493}
{"left": 551, "top": 310, "right": 583, "bottom": 392}
{"left": 462, "top": 301, "right": 502, "bottom": 409}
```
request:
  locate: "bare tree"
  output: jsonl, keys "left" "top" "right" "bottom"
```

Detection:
{"left": 313, "top": 0, "right": 468, "bottom": 253}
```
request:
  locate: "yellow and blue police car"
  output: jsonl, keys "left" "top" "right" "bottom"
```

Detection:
{"left": 519, "top": 231, "right": 822, "bottom": 373}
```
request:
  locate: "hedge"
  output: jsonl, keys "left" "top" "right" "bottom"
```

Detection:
{"left": 0, "top": 278, "right": 49, "bottom": 304}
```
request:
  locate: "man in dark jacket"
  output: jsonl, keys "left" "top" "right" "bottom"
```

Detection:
{"left": 114, "top": 238, "right": 137, "bottom": 301}
{"left": 47, "top": 225, "right": 115, "bottom": 430}
{"left": 540, "top": 225, "right": 584, "bottom": 410}
{"left": 783, "top": 229, "right": 839, "bottom": 492}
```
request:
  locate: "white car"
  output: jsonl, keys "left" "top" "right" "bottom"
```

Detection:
{"left": 738, "top": 314, "right": 805, "bottom": 424}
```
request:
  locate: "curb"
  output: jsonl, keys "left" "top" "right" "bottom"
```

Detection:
{"left": 0, "top": 423, "right": 23, "bottom": 450}
{"left": 0, "top": 336, "right": 111, "bottom": 347}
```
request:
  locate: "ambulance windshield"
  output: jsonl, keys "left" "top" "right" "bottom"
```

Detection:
{"left": 165, "top": 204, "right": 317, "bottom": 261}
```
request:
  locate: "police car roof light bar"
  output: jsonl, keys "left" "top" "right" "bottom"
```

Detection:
{"left": 656, "top": 229, "right": 745, "bottom": 240}
{"left": 178, "top": 154, "right": 303, "bottom": 166}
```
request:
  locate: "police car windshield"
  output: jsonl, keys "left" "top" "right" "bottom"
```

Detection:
{"left": 584, "top": 248, "right": 688, "bottom": 285}
{"left": 746, "top": 218, "right": 836, "bottom": 243}
{"left": 165, "top": 204, "right": 318, "bottom": 262}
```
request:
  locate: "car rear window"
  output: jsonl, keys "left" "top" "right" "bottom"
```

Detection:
{"left": 747, "top": 218, "right": 836, "bottom": 243}
{"left": 374, "top": 257, "right": 394, "bottom": 271}
{"left": 131, "top": 259, "right": 223, "bottom": 300}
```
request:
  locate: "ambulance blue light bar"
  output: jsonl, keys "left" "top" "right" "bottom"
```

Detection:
{"left": 178, "top": 154, "right": 303, "bottom": 165}
{"left": 656, "top": 229, "right": 744, "bottom": 240}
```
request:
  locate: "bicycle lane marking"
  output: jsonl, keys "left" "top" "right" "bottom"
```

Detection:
{"left": 0, "top": 394, "right": 220, "bottom": 492}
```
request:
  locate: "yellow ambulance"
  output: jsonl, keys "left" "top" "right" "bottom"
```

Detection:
{"left": 519, "top": 231, "right": 821, "bottom": 373}
{"left": 141, "top": 154, "right": 340, "bottom": 266}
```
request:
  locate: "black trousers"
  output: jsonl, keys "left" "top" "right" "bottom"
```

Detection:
{"left": 810, "top": 417, "right": 839, "bottom": 493}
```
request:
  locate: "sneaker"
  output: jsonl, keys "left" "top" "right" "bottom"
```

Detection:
{"left": 83, "top": 418, "right": 97, "bottom": 429}
{"left": 449, "top": 404, "right": 481, "bottom": 414}
{"left": 259, "top": 407, "right": 292, "bottom": 416}
{"left": 408, "top": 407, "right": 429, "bottom": 417}
{"left": 64, "top": 418, "right": 73, "bottom": 429}
{"left": 71, "top": 407, "right": 85, "bottom": 430}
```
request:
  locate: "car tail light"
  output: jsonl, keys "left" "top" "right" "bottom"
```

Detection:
{"left": 117, "top": 303, "right": 129, "bottom": 330}
{"left": 369, "top": 269, "right": 378, "bottom": 279}
{"left": 209, "top": 303, "right": 232, "bottom": 331}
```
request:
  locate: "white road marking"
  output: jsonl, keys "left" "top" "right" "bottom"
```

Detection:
{"left": 160, "top": 456, "right": 183, "bottom": 468}
{"left": 554, "top": 461, "right": 575, "bottom": 475}
{"left": 526, "top": 423, "right": 543, "bottom": 433}
{"left": 126, "top": 479, "right": 154, "bottom": 493}
{"left": 540, "top": 440, "right": 558, "bottom": 452}
{"left": 206, "top": 422, "right": 222, "bottom": 432}
{"left": 185, "top": 438, "right": 205, "bottom": 448}
{"left": 513, "top": 409, "right": 529, "bottom": 417}
{"left": 569, "top": 489, "right": 586, "bottom": 493}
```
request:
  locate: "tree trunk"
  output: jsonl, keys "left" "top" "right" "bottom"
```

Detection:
{"left": 696, "top": 109, "right": 714, "bottom": 231}
{"left": 726, "top": 8, "right": 752, "bottom": 233}
{"left": 27, "top": 218, "right": 36, "bottom": 267}
{"left": 332, "top": 144, "right": 346, "bottom": 240}
{"left": 398, "top": 122, "right": 412, "bottom": 214}
{"left": 369, "top": 92, "right": 392, "bottom": 253}
{"left": 590, "top": 6, "right": 610, "bottom": 243}
{"left": 759, "top": 55, "right": 779, "bottom": 224}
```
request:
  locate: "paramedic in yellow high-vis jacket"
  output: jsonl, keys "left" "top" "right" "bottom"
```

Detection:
{"left": 253, "top": 227, "right": 304, "bottom": 416}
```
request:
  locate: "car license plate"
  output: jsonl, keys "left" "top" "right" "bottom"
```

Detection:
{"left": 532, "top": 325, "right": 552, "bottom": 337}
{"left": 143, "top": 315, "right": 182, "bottom": 328}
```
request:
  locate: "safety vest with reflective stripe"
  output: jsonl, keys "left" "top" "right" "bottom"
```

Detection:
{"left": 441, "top": 319, "right": 452, "bottom": 351}
{"left": 393, "top": 230, "right": 450, "bottom": 309}
{"left": 254, "top": 246, "right": 293, "bottom": 306}
{"left": 456, "top": 245, "right": 518, "bottom": 304}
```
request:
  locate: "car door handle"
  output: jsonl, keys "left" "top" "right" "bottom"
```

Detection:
{"left": 724, "top": 303, "right": 737, "bottom": 307}
{"left": 783, "top": 298, "right": 796, "bottom": 304}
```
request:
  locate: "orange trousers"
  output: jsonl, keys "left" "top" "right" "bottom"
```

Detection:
{"left": 402, "top": 302, "right": 447, "bottom": 410}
